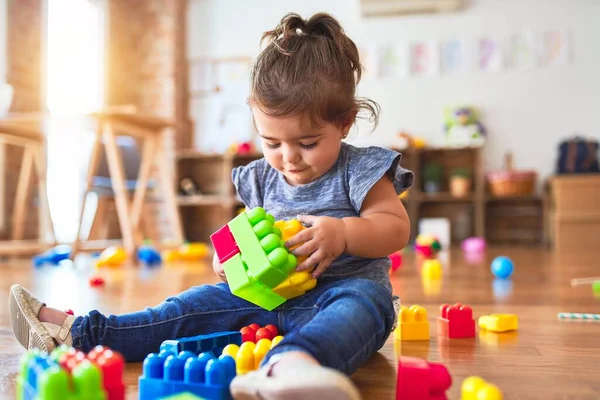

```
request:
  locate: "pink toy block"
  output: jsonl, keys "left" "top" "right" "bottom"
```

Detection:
{"left": 210, "top": 225, "right": 240, "bottom": 263}
{"left": 437, "top": 303, "right": 476, "bottom": 338}
{"left": 396, "top": 356, "right": 452, "bottom": 400}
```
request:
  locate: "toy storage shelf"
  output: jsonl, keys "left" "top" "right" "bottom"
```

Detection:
{"left": 395, "top": 146, "right": 545, "bottom": 246}
{"left": 176, "top": 151, "right": 263, "bottom": 243}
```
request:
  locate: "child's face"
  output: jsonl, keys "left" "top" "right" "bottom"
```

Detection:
{"left": 252, "top": 106, "right": 349, "bottom": 186}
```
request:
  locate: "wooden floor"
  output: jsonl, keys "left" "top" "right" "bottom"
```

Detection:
{"left": 1, "top": 246, "right": 600, "bottom": 399}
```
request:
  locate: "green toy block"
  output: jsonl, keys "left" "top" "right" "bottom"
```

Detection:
{"left": 227, "top": 208, "right": 297, "bottom": 288}
{"left": 223, "top": 253, "right": 286, "bottom": 311}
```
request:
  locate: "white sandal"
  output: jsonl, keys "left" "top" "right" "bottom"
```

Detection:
{"left": 230, "top": 354, "right": 362, "bottom": 400}
{"left": 8, "top": 284, "right": 75, "bottom": 353}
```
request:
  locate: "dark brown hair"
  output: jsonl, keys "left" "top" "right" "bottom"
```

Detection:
{"left": 249, "top": 12, "right": 380, "bottom": 132}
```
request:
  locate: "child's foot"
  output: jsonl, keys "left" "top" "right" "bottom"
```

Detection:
{"left": 8, "top": 284, "right": 75, "bottom": 353}
{"left": 230, "top": 351, "right": 362, "bottom": 400}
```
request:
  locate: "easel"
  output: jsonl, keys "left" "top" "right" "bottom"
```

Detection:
{"left": 0, "top": 118, "right": 56, "bottom": 255}
{"left": 72, "top": 110, "right": 185, "bottom": 258}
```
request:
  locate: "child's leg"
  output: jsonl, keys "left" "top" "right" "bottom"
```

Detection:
{"left": 9, "top": 283, "right": 277, "bottom": 361}
{"left": 230, "top": 277, "right": 395, "bottom": 399}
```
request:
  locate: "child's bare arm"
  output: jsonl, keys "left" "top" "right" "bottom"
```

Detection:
{"left": 213, "top": 252, "right": 227, "bottom": 282}
{"left": 341, "top": 175, "right": 410, "bottom": 258}
{"left": 286, "top": 175, "right": 409, "bottom": 277}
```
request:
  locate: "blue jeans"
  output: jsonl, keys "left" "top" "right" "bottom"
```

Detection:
{"left": 71, "top": 277, "right": 396, "bottom": 375}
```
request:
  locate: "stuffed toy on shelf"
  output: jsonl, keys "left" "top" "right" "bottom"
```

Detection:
{"left": 443, "top": 106, "right": 486, "bottom": 148}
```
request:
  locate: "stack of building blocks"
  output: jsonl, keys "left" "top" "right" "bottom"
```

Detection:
{"left": 160, "top": 393, "right": 207, "bottom": 400}
{"left": 461, "top": 376, "right": 503, "bottom": 399}
{"left": 437, "top": 303, "right": 476, "bottom": 338}
{"left": 394, "top": 305, "right": 430, "bottom": 341}
{"left": 477, "top": 314, "right": 518, "bottom": 333}
{"left": 17, "top": 345, "right": 125, "bottom": 400}
{"left": 139, "top": 331, "right": 242, "bottom": 400}
{"left": 396, "top": 356, "right": 452, "bottom": 400}
{"left": 222, "top": 336, "right": 284, "bottom": 375}
{"left": 210, "top": 207, "right": 315, "bottom": 310}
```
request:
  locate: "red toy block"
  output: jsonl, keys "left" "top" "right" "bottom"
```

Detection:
{"left": 396, "top": 356, "right": 452, "bottom": 400}
{"left": 437, "top": 303, "right": 476, "bottom": 338}
{"left": 210, "top": 225, "right": 240, "bottom": 264}
{"left": 87, "top": 345, "right": 125, "bottom": 400}
{"left": 248, "top": 323, "right": 261, "bottom": 332}
{"left": 64, "top": 309, "right": 74, "bottom": 315}
{"left": 265, "top": 324, "right": 279, "bottom": 337}
{"left": 255, "top": 327, "right": 273, "bottom": 342}
{"left": 89, "top": 276, "right": 105, "bottom": 287}
{"left": 240, "top": 326, "right": 256, "bottom": 343}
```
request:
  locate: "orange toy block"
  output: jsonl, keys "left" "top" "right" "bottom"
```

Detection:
{"left": 437, "top": 303, "right": 476, "bottom": 338}
{"left": 394, "top": 305, "right": 430, "bottom": 341}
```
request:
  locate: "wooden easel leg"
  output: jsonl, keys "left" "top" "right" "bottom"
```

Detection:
{"left": 72, "top": 128, "right": 103, "bottom": 257}
{"left": 12, "top": 146, "right": 34, "bottom": 241}
{"left": 102, "top": 123, "right": 136, "bottom": 257}
{"left": 131, "top": 136, "right": 157, "bottom": 241}
{"left": 33, "top": 143, "right": 55, "bottom": 245}
{"left": 155, "top": 135, "right": 184, "bottom": 245}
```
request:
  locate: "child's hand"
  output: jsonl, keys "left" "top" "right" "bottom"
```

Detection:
{"left": 212, "top": 253, "right": 227, "bottom": 283}
{"left": 285, "top": 215, "right": 347, "bottom": 278}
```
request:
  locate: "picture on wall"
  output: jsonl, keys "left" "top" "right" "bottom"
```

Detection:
{"left": 539, "top": 30, "right": 570, "bottom": 66}
{"left": 410, "top": 40, "right": 439, "bottom": 77}
{"left": 378, "top": 44, "right": 409, "bottom": 78}
{"left": 478, "top": 37, "right": 503, "bottom": 72}
{"left": 508, "top": 31, "right": 537, "bottom": 70}
{"left": 440, "top": 39, "right": 465, "bottom": 74}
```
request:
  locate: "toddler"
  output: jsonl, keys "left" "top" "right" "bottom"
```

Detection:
{"left": 10, "top": 11, "right": 413, "bottom": 400}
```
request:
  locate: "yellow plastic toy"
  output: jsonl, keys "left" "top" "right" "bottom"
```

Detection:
{"left": 270, "top": 220, "right": 317, "bottom": 300}
{"left": 95, "top": 246, "right": 127, "bottom": 268}
{"left": 162, "top": 242, "right": 209, "bottom": 262}
{"left": 394, "top": 305, "right": 430, "bottom": 341}
{"left": 478, "top": 314, "right": 518, "bottom": 332}
{"left": 421, "top": 259, "right": 442, "bottom": 280}
{"left": 461, "top": 376, "right": 503, "bottom": 400}
{"left": 222, "top": 336, "right": 284, "bottom": 375}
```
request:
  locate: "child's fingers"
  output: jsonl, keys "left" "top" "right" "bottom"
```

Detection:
{"left": 285, "top": 227, "right": 313, "bottom": 248}
{"left": 311, "top": 259, "right": 331, "bottom": 278}
{"left": 296, "top": 250, "right": 322, "bottom": 271}
{"left": 296, "top": 214, "right": 317, "bottom": 226}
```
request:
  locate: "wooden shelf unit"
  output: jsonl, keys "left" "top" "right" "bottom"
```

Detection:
{"left": 395, "top": 146, "right": 545, "bottom": 246}
{"left": 176, "top": 152, "right": 263, "bottom": 242}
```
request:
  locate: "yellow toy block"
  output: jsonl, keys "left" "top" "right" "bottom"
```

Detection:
{"left": 478, "top": 314, "right": 518, "bottom": 332}
{"left": 461, "top": 376, "right": 503, "bottom": 400}
{"left": 421, "top": 259, "right": 442, "bottom": 280}
{"left": 222, "top": 336, "right": 284, "bottom": 375}
{"left": 394, "top": 305, "right": 430, "bottom": 341}
{"left": 271, "top": 220, "right": 317, "bottom": 300}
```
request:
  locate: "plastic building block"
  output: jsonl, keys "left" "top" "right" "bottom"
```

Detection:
{"left": 210, "top": 226, "right": 239, "bottom": 264}
{"left": 89, "top": 276, "right": 105, "bottom": 287}
{"left": 160, "top": 393, "right": 207, "bottom": 400}
{"left": 138, "top": 351, "right": 236, "bottom": 400}
{"left": 95, "top": 246, "right": 127, "bottom": 268}
{"left": 421, "top": 259, "right": 442, "bottom": 280}
{"left": 478, "top": 314, "right": 518, "bottom": 332}
{"left": 211, "top": 207, "right": 316, "bottom": 310}
{"left": 221, "top": 336, "right": 284, "bottom": 375}
{"left": 138, "top": 245, "right": 162, "bottom": 266}
{"left": 160, "top": 331, "right": 242, "bottom": 358}
{"left": 163, "top": 243, "right": 210, "bottom": 263}
{"left": 461, "top": 376, "right": 503, "bottom": 400}
{"left": 394, "top": 305, "right": 430, "bottom": 341}
{"left": 223, "top": 254, "right": 287, "bottom": 311}
{"left": 396, "top": 356, "right": 452, "bottom": 400}
{"left": 437, "top": 303, "right": 476, "bottom": 338}
{"left": 17, "top": 345, "right": 125, "bottom": 400}
{"left": 239, "top": 324, "right": 280, "bottom": 343}
{"left": 32, "top": 244, "right": 71, "bottom": 267}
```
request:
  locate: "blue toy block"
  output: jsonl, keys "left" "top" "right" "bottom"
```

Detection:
{"left": 32, "top": 244, "right": 72, "bottom": 267}
{"left": 138, "top": 351, "right": 236, "bottom": 400}
{"left": 160, "top": 331, "right": 242, "bottom": 358}
{"left": 138, "top": 245, "right": 162, "bottom": 266}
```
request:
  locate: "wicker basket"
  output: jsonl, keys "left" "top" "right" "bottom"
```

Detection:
{"left": 487, "top": 152, "right": 537, "bottom": 197}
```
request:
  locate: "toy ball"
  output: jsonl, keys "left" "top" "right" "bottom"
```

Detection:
{"left": 461, "top": 237, "right": 486, "bottom": 253}
{"left": 491, "top": 256, "right": 514, "bottom": 279}
{"left": 388, "top": 252, "right": 403, "bottom": 272}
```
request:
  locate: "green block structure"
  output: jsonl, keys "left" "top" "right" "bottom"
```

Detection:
{"left": 221, "top": 207, "right": 299, "bottom": 311}
{"left": 160, "top": 392, "right": 207, "bottom": 399}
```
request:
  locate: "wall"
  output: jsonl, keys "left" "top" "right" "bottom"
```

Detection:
{"left": 187, "top": 0, "right": 600, "bottom": 183}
